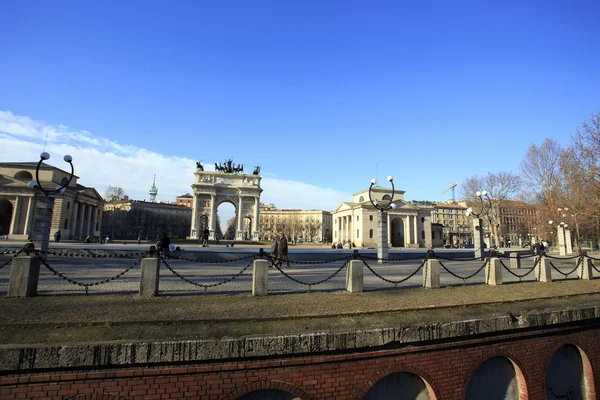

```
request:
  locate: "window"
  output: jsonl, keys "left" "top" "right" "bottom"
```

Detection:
{"left": 359, "top": 196, "right": 364, "bottom": 202}
{"left": 63, "top": 218, "right": 68, "bottom": 229}
{"left": 370, "top": 215, "right": 373, "bottom": 221}
{"left": 421, "top": 217, "right": 425, "bottom": 223}
{"left": 357, "top": 229, "right": 359, "bottom": 238}
{"left": 421, "top": 230, "right": 425, "bottom": 240}
{"left": 66, "top": 202, "right": 70, "bottom": 210}
{"left": 357, "top": 216, "right": 359, "bottom": 221}
{"left": 369, "top": 229, "right": 373, "bottom": 238}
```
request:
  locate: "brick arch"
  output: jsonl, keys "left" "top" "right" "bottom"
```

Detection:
{"left": 354, "top": 363, "right": 442, "bottom": 400}
{"left": 223, "top": 380, "right": 312, "bottom": 400}
{"left": 457, "top": 349, "right": 529, "bottom": 400}
{"left": 542, "top": 339, "right": 597, "bottom": 400}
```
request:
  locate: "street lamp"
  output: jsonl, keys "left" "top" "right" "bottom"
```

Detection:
{"left": 465, "top": 190, "right": 493, "bottom": 258}
{"left": 27, "top": 152, "right": 75, "bottom": 256}
{"left": 368, "top": 175, "right": 396, "bottom": 263}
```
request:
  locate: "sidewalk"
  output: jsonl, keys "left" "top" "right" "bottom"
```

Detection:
{"left": 2, "top": 279, "right": 600, "bottom": 346}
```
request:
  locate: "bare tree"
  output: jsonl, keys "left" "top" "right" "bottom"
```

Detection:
{"left": 520, "top": 138, "right": 563, "bottom": 198}
{"left": 104, "top": 185, "right": 127, "bottom": 202}
{"left": 461, "top": 172, "right": 522, "bottom": 246}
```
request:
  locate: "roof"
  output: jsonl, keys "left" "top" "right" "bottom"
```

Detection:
{"left": 352, "top": 185, "right": 406, "bottom": 196}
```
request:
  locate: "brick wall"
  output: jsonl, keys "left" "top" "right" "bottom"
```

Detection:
{"left": 1, "top": 324, "right": 598, "bottom": 399}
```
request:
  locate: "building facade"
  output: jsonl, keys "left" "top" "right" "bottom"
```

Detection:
{"left": 176, "top": 193, "right": 194, "bottom": 208}
{"left": 0, "top": 162, "right": 104, "bottom": 241}
{"left": 258, "top": 204, "right": 332, "bottom": 242}
{"left": 331, "top": 187, "right": 435, "bottom": 248}
{"left": 102, "top": 198, "right": 192, "bottom": 240}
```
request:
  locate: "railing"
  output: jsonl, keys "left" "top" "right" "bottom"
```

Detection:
{"left": 0, "top": 245, "right": 597, "bottom": 297}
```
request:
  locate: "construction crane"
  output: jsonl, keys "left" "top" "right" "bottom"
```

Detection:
{"left": 441, "top": 182, "right": 459, "bottom": 202}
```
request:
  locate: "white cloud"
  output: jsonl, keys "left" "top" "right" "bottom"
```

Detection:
{"left": 0, "top": 111, "right": 350, "bottom": 212}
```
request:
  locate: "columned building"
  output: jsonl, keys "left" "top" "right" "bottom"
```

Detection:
{"left": 331, "top": 186, "right": 434, "bottom": 248}
{"left": 258, "top": 204, "right": 332, "bottom": 242}
{"left": 0, "top": 162, "right": 104, "bottom": 241}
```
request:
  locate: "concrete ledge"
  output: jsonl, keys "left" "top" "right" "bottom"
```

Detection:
{"left": 2, "top": 303, "right": 599, "bottom": 372}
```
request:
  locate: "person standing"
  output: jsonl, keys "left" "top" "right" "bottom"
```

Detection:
{"left": 276, "top": 232, "right": 290, "bottom": 269}
{"left": 161, "top": 233, "right": 171, "bottom": 257}
{"left": 202, "top": 228, "right": 210, "bottom": 247}
{"left": 270, "top": 237, "right": 279, "bottom": 267}
{"left": 53, "top": 230, "right": 61, "bottom": 243}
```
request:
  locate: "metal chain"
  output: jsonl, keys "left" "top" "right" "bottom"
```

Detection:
{"left": 0, "top": 249, "right": 22, "bottom": 256}
{"left": 166, "top": 252, "right": 257, "bottom": 264}
{"left": 360, "top": 256, "right": 425, "bottom": 285}
{"left": 34, "top": 250, "right": 144, "bottom": 294}
{"left": 545, "top": 254, "right": 581, "bottom": 260}
{"left": 40, "top": 249, "right": 146, "bottom": 259}
{"left": 0, "top": 249, "right": 24, "bottom": 270}
{"left": 266, "top": 254, "right": 349, "bottom": 287}
{"left": 590, "top": 260, "right": 600, "bottom": 274}
{"left": 498, "top": 258, "right": 538, "bottom": 281}
{"left": 436, "top": 255, "right": 486, "bottom": 262}
{"left": 586, "top": 254, "right": 600, "bottom": 261}
{"left": 359, "top": 254, "right": 427, "bottom": 262}
{"left": 549, "top": 259, "right": 581, "bottom": 280}
{"left": 439, "top": 259, "right": 488, "bottom": 281}
{"left": 160, "top": 256, "right": 255, "bottom": 290}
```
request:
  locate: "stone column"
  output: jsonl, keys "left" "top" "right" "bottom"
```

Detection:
{"left": 31, "top": 195, "right": 54, "bottom": 257}
{"left": 9, "top": 197, "right": 20, "bottom": 235}
{"left": 557, "top": 225, "right": 566, "bottom": 256}
{"left": 190, "top": 193, "right": 199, "bottom": 239}
{"left": 253, "top": 197, "right": 259, "bottom": 239}
{"left": 252, "top": 259, "right": 269, "bottom": 296}
{"left": 23, "top": 196, "right": 34, "bottom": 237}
{"left": 139, "top": 255, "right": 160, "bottom": 296}
{"left": 90, "top": 206, "right": 98, "bottom": 237}
{"left": 210, "top": 194, "right": 216, "bottom": 239}
{"left": 565, "top": 229, "right": 573, "bottom": 255}
{"left": 8, "top": 255, "right": 41, "bottom": 297}
{"left": 404, "top": 216, "right": 410, "bottom": 247}
{"left": 413, "top": 215, "right": 418, "bottom": 247}
{"left": 82, "top": 204, "right": 92, "bottom": 238}
{"left": 424, "top": 217, "right": 432, "bottom": 248}
{"left": 71, "top": 201, "right": 79, "bottom": 240}
{"left": 423, "top": 259, "right": 440, "bottom": 288}
{"left": 96, "top": 208, "right": 103, "bottom": 238}
{"left": 236, "top": 195, "right": 243, "bottom": 240}
{"left": 473, "top": 218, "right": 485, "bottom": 259}
{"left": 536, "top": 257, "right": 552, "bottom": 282}
{"left": 486, "top": 258, "right": 503, "bottom": 285}
{"left": 77, "top": 203, "right": 86, "bottom": 239}
{"left": 346, "top": 259, "right": 363, "bottom": 293}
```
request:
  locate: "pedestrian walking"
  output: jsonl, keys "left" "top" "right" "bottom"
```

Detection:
{"left": 161, "top": 233, "right": 171, "bottom": 257}
{"left": 53, "top": 230, "right": 61, "bottom": 243}
{"left": 270, "top": 237, "right": 279, "bottom": 267}
{"left": 276, "top": 232, "right": 290, "bottom": 269}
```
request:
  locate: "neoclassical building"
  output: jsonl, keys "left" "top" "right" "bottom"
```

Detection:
{"left": 332, "top": 186, "right": 440, "bottom": 248}
{"left": 0, "top": 162, "right": 104, "bottom": 241}
{"left": 258, "top": 204, "right": 332, "bottom": 242}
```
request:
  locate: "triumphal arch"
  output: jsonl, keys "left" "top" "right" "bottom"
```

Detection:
{"left": 189, "top": 160, "right": 262, "bottom": 240}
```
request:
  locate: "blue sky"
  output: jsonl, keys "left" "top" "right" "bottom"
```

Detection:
{"left": 1, "top": 0, "right": 600, "bottom": 215}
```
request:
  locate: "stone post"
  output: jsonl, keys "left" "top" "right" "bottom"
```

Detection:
{"left": 565, "top": 229, "right": 573, "bottom": 255}
{"left": 423, "top": 259, "right": 440, "bottom": 289}
{"left": 8, "top": 253, "right": 41, "bottom": 297}
{"left": 536, "top": 256, "right": 552, "bottom": 282}
{"left": 509, "top": 253, "right": 521, "bottom": 269}
{"left": 252, "top": 259, "right": 269, "bottom": 296}
{"left": 557, "top": 226, "right": 567, "bottom": 256}
{"left": 486, "top": 258, "right": 503, "bottom": 286}
{"left": 377, "top": 210, "right": 388, "bottom": 264}
{"left": 473, "top": 218, "right": 485, "bottom": 259}
{"left": 31, "top": 195, "right": 54, "bottom": 258}
{"left": 139, "top": 252, "right": 160, "bottom": 296}
{"left": 579, "top": 257, "right": 593, "bottom": 280}
{"left": 346, "top": 259, "right": 363, "bottom": 293}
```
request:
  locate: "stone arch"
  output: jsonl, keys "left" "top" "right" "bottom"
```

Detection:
{"left": 191, "top": 170, "right": 262, "bottom": 241}
{"left": 460, "top": 350, "right": 529, "bottom": 400}
{"left": 390, "top": 216, "right": 404, "bottom": 247}
{"left": 14, "top": 170, "right": 33, "bottom": 181}
{"left": 356, "top": 364, "right": 441, "bottom": 400}
{"left": 0, "top": 199, "right": 13, "bottom": 235}
{"left": 224, "top": 380, "right": 311, "bottom": 400}
{"left": 544, "top": 341, "right": 596, "bottom": 400}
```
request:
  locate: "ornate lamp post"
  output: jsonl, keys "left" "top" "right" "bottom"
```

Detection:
{"left": 27, "top": 152, "right": 74, "bottom": 256}
{"left": 368, "top": 175, "right": 396, "bottom": 263}
{"left": 465, "top": 190, "right": 493, "bottom": 259}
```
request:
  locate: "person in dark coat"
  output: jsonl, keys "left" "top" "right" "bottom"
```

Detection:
{"left": 54, "top": 230, "right": 61, "bottom": 243}
{"left": 270, "top": 238, "right": 279, "bottom": 267}
{"left": 276, "top": 232, "right": 290, "bottom": 268}
{"left": 202, "top": 228, "right": 210, "bottom": 247}
{"left": 161, "top": 233, "right": 171, "bottom": 257}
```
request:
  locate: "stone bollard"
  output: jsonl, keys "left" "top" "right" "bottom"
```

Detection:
{"left": 140, "top": 247, "right": 160, "bottom": 296}
{"left": 346, "top": 259, "right": 364, "bottom": 293}
{"left": 579, "top": 257, "right": 593, "bottom": 280}
{"left": 252, "top": 259, "right": 269, "bottom": 296}
{"left": 486, "top": 258, "right": 503, "bottom": 286}
{"left": 509, "top": 253, "right": 521, "bottom": 269}
{"left": 536, "top": 256, "right": 552, "bottom": 282}
{"left": 8, "top": 254, "right": 41, "bottom": 297}
{"left": 423, "top": 259, "right": 440, "bottom": 289}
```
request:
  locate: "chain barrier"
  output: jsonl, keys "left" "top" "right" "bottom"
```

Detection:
{"left": 439, "top": 258, "right": 489, "bottom": 286}
{"left": 0, "top": 249, "right": 23, "bottom": 256}
{"left": 34, "top": 250, "right": 145, "bottom": 295}
{"left": 359, "top": 255, "right": 425, "bottom": 286}
{"left": 0, "top": 249, "right": 24, "bottom": 270}
{"left": 590, "top": 260, "right": 600, "bottom": 274}
{"left": 165, "top": 252, "right": 257, "bottom": 264}
{"left": 498, "top": 258, "right": 538, "bottom": 281}
{"left": 545, "top": 253, "right": 581, "bottom": 260}
{"left": 160, "top": 256, "right": 255, "bottom": 293}
{"left": 358, "top": 253, "right": 428, "bottom": 262}
{"left": 265, "top": 254, "right": 349, "bottom": 293}
{"left": 549, "top": 258, "right": 582, "bottom": 280}
{"left": 39, "top": 249, "right": 148, "bottom": 259}
{"left": 586, "top": 254, "right": 600, "bottom": 261}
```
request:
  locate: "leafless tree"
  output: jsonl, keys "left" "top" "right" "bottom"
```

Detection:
{"left": 104, "top": 185, "right": 127, "bottom": 202}
{"left": 520, "top": 138, "right": 563, "bottom": 199}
